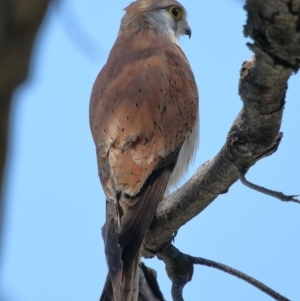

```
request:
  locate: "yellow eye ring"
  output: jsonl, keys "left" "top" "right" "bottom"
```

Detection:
{"left": 168, "top": 5, "right": 183, "bottom": 21}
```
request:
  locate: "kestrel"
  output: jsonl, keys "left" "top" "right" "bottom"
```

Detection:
{"left": 89, "top": 0, "right": 199, "bottom": 300}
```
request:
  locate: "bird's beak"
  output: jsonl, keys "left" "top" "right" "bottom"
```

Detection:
{"left": 184, "top": 24, "right": 192, "bottom": 39}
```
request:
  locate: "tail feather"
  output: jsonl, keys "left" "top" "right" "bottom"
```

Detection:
{"left": 100, "top": 261, "right": 165, "bottom": 301}
{"left": 102, "top": 149, "right": 180, "bottom": 300}
{"left": 122, "top": 247, "right": 141, "bottom": 301}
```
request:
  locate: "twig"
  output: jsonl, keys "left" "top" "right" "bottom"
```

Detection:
{"left": 193, "top": 256, "right": 290, "bottom": 301}
{"left": 171, "top": 282, "right": 184, "bottom": 301}
{"left": 239, "top": 173, "right": 300, "bottom": 204}
{"left": 158, "top": 244, "right": 290, "bottom": 301}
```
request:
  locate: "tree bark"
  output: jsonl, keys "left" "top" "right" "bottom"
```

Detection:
{"left": 143, "top": 0, "right": 300, "bottom": 271}
{"left": 0, "top": 0, "right": 299, "bottom": 300}
{"left": 142, "top": 1, "right": 300, "bottom": 299}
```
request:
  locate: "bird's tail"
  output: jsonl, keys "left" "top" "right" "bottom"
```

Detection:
{"left": 100, "top": 247, "right": 141, "bottom": 301}
{"left": 100, "top": 257, "right": 166, "bottom": 301}
{"left": 122, "top": 247, "right": 141, "bottom": 301}
{"left": 101, "top": 161, "right": 178, "bottom": 301}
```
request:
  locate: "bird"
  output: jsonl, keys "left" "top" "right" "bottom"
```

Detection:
{"left": 89, "top": 0, "right": 199, "bottom": 300}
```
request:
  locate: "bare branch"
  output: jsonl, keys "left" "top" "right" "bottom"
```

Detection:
{"left": 158, "top": 244, "right": 193, "bottom": 301}
{"left": 239, "top": 172, "right": 300, "bottom": 204}
{"left": 143, "top": 0, "right": 299, "bottom": 256}
{"left": 138, "top": 262, "right": 166, "bottom": 301}
{"left": 1, "top": 0, "right": 299, "bottom": 300}
{"left": 158, "top": 244, "right": 291, "bottom": 301}
{"left": 142, "top": 1, "right": 300, "bottom": 299}
{"left": 193, "top": 257, "right": 290, "bottom": 301}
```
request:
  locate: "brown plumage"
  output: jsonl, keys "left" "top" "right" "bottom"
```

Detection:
{"left": 89, "top": 1, "right": 199, "bottom": 300}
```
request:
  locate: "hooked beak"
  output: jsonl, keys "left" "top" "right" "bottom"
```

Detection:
{"left": 184, "top": 24, "right": 192, "bottom": 39}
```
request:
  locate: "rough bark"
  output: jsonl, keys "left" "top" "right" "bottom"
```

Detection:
{"left": 143, "top": 0, "right": 299, "bottom": 256}
{"left": 0, "top": 0, "right": 299, "bottom": 300}
{"left": 142, "top": 0, "right": 300, "bottom": 299}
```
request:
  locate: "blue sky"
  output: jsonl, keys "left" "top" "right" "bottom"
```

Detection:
{"left": 1, "top": 1, "right": 299, "bottom": 300}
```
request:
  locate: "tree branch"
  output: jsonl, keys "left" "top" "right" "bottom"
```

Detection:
{"left": 239, "top": 172, "right": 300, "bottom": 204}
{"left": 143, "top": 0, "right": 299, "bottom": 256}
{"left": 142, "top": 1, "right": 300, "bottom": 299}
{"left": 158, "top": 243, "right": 291, "bottom": 301}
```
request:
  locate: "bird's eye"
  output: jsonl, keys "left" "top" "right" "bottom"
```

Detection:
{"left": 168, "top": 6, "right": 183, "bottom": 21}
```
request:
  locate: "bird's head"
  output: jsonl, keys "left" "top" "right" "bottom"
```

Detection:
{"left": 121, "top": 0, "right": 191, "bottom": 40}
